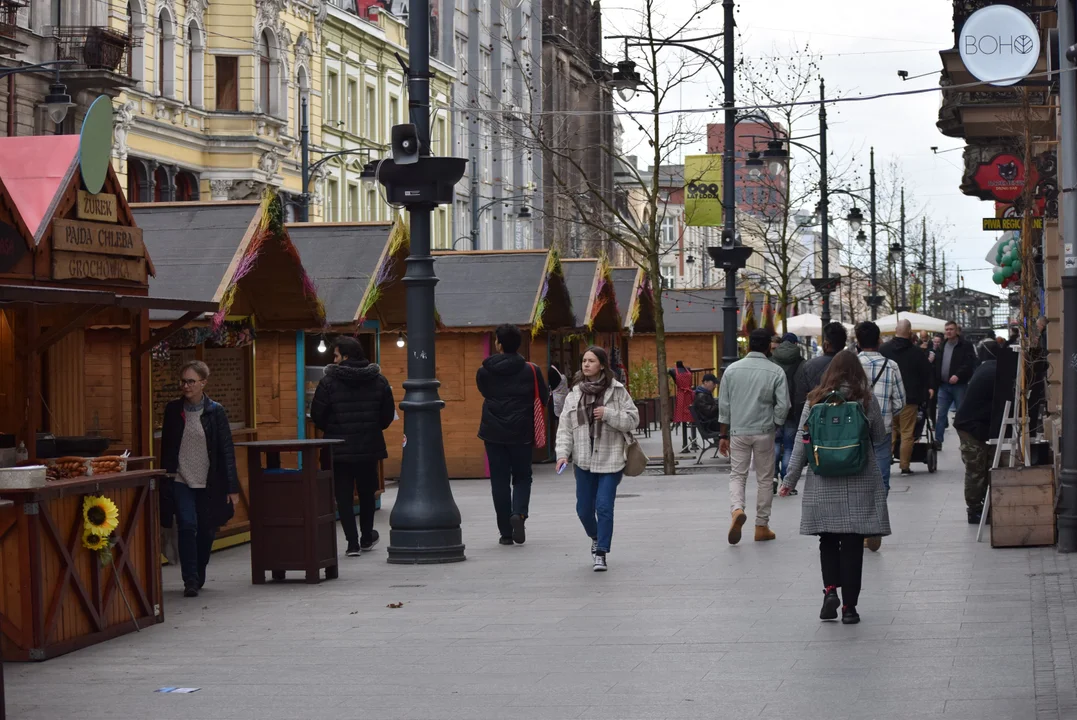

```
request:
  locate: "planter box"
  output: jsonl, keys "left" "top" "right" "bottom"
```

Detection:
{"left": 990, "top": 465, "right": 1056, "bottom": 548}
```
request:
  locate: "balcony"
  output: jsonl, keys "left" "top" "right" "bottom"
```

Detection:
{"left": 54, "top": 26, "right": 138, "bottom": 93}
{"left": 0, "top": 0, "right": 27, "bottom": 56}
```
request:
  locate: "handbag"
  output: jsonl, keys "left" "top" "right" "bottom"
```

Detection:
{"left": 529, "top": 363, "right": 547, "bottom": 447}
{"left": 621, "top": 431, "right": 648, "bottom": 477}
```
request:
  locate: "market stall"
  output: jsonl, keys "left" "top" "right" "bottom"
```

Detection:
{"left": 627, "top": 288, "right": 725, "bottom": 387}
{"left": 0, "top": 128, "right": 217, "bottom": 661}
{"left": 558, "top": 258, "right": 627, "bottom": 380}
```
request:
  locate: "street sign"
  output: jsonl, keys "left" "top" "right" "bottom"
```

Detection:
{"left": 959, "top": 5, "right": 1040, "bottom": 87}
{"left": 983, "top": 217, "right": 1043, "bottom": 231}
{"left": 684, "top": 155, "right": 723, "bottom": 227}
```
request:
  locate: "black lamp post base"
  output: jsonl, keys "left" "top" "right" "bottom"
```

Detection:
{"left": 387, "top": 529, "right": 466, "bottom": 564}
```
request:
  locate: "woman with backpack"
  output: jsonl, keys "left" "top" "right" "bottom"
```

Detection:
{"left": 555, "top": 346, "right": 640, "bottom": 572}
{"left": 778, "top": 350, "right": 891, "bottom": 625}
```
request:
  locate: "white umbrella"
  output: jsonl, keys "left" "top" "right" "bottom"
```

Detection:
{"left": 875, "top": 311, "right": 948, "bottom": 334}
{"left": 781, "top": 312, "right": 825, "bottom": 336}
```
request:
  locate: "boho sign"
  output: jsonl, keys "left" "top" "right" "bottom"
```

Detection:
{"left": 53, "top": 250, "right": 147, "bottom": 284}
{"left": 76, "top": 191, "right": 119, "bottom": 223}
{"left": 52, "top": 219, "right": 144, "bottom": 258}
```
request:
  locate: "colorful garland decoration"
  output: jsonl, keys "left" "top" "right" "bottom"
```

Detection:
{"left": 531, "top": 247, "right": 564, "bottom": 337}
{"left": 213, "top": 189, "right": 326, "bottom": 330}
{"left": 358, "top": 214, "right": 410, "bottom": 325}
{"left": 587, "top": 255, "right": 620, "bottom": 331}
{"left": 151, "top": 320, "right": 257, "bottom": 361}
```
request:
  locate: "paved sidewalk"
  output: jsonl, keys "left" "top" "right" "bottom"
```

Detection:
{"left": 7, "top": 443, "right": 1077, "bottom": 720}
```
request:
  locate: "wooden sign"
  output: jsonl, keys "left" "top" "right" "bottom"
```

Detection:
{"left": 76, "top": 191, "right": 119, "bottom": 223}
{"left": 53, "top": 250, "right": 147, "bottom": 284}
{"left": 52, "top": 218, "right": 144, "bottom": 258}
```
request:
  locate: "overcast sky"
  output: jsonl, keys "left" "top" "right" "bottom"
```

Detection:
{"left": 602, "top": 0, "right": 998, "bottom": 295}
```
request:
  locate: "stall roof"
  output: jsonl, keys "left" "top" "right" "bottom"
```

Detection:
{"left": 656, "top": 289, "right": 729, "bottom": 334}
{"left": 288, "top": 222, "right": 392, "bottom": 326}
{"left": 0, "top": 136, "right": 81, "bottom": 243}
{"left": 562, "top": 258, "right": 622, "bottom": 333}
{"left": 0, "top": 283, "right": 217, "bottom": 313}
{"left": 562, "top": 258, "right": 597, "bottom": 323}
{"left": 611, "top": 267, "right": 638, "bottom": 326}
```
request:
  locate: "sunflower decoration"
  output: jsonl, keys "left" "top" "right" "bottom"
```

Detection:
{"left": 82, "top": 531, "right": 109, "bottom": 551}
{"left": 83, "top": 495, "right": 119, "bottom": 537}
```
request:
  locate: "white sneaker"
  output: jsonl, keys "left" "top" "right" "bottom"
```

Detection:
{"left": 593, "top": 554, "right": 608, "bottom": 572}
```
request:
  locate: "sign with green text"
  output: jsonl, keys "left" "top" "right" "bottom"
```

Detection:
{"left": 684, "top": 155, "right": 723, "bottom": 227}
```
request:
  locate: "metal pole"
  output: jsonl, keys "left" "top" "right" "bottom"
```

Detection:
{"left": 1059, "top": 0, "right": 1077, "bottom": 552}
{"left": 470, "top": 165, "right": 480, "bottom": 250}
{"left": 387, "top": 0, "right": 465, "bottom": 564}
{"left": 870, "top": 147, "right": 878, "bottom": 320}
{"left": 932, "top": 239, "right": 938, "bottom": 316}
{"left": 720, "top": 0, "right": 739, "bottom": 372}
{"left": 921, "top": 216, "right": 928, "bottom": 314}
{"left": 300, "top": 97, "right": 309, "bottom": 222}
{"left": 899, "top": 187, "right": 907, "bottom": 310}
{"left": 819, "top": 77, "right": 832, "bottom": 325}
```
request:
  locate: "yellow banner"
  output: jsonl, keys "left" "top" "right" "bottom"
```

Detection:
{"left": 684, "top": 155, "right": 723, "bottom": 227}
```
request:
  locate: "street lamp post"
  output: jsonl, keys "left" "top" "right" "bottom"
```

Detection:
{"left": 299, "top": 98, "right": 378, "bottom": 222}
{"left": 896, "top": 187, "right": 910, "bottom": 312}
{"left": 469, "top": 196, "right": 533, "bottom": 250}
{"left": 0, "top": 62, "right": 76, "bottom": 128}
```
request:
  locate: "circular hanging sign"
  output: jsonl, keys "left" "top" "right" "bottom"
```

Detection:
{"left": 959, "top": 5, "right": 1040, "bottom": 87}
{"left": 79, "top": 96, "right": 114, "bottom": 194}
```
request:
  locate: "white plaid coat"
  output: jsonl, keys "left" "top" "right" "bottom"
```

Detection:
{"left": 781, "top": 395, "right": 892, "bottom": 537}
{"left": 555, "top": 380, "right": 640, "bottom": 474}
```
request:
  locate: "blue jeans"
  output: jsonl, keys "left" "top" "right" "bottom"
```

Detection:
{"left": 874, "top": 438, "right": 892, "bottom": 494}
{"left": 935, "top": 382, "right": 968, "bottom": 444}
{"left": 774, "top": 421, "right": 798, "bottom": 479}
{"left": 173, "top": 481, "right": 219, "bottom": 588}
{"left": 575, "top": 467, "right": 621, "bottom": 553}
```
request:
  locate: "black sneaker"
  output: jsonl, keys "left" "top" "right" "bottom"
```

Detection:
{"left": 360, "top": 530, "right": 380, "bottom": 551}
{"left": 967, "top": 510, "right": 983, "bottom": 525}
{"left": 499, "top": 536, "right": 514, "bottom": 546}
{"left": 900, "top": 468, "right": 914, "bottom": 476}
{"left": 590, "top": 538, "right": 598, "bottom": 557}
{"left": 820, "top": 587, "right": 840, "bottom": 620}
{"left": 345, "top": 542, "right": 361, "bottom": 557}
{"left": 789, "top": 488, "right": 798, "bottom": 496}
{"left": 183, "top": 583, "right": 199, "bottom": 598}
{"left": 510, "top": 514, "right": 526, "bottom": 544}
{"left": 841, "top": 606, "right": 860, "bottom": 625}
{"left": 772, "top": 479, "right": 779, "bottom": 495}
{"left": 593, "top": 552, "right": 608, "bottom": 571}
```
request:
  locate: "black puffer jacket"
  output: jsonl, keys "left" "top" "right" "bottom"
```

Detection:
{"left": 771, "top": 341, "right": 804, "bottom": 421}
{"left": 934, "top": 337, "right": 978, "bottom": 385}
{"left": 310, "top": 359, "right": 395, "bottom": 462}
{"left": 477, "top": 353, "right": 549, "bottom": 445}
{"left": 792, "top": 352, "right": 837, "bottom": 428}
{"left": 881, "top": 336, "right": 935, "bottom": 406}
{"left": 159, "top": 395, "right": 239, "bottom": 528}
{"left": 954, "top": 360, "right": 997, "bottom": 442}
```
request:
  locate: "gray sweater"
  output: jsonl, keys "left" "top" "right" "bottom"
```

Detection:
{"left": 177, "top": 402, "right": 210, "bottom": 489}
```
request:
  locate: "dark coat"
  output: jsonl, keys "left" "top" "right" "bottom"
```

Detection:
{"left": 160, "top": 395, "right": 240, "bottom": 528}
{"left": 692, "top": 385, "right": 719, "bottom": 427}
{"left": 791, "top": 352, "right": 837, "bottom": 428}
{"left": 934, "top": 337, "right": 978, "bottom": 385}
{"left": 880, "top": 336, "right": 935, "bottom": 406}
{"left": 771, "top": 341, "right": 804, "bottom": 422}
{"left": 310, "top": 359, "right": 395, "bottom": 462}
{"left": 476, "top": 353, "right": 549, "bottom": 445}
{"left": 954, "top": 360, "right": 997, "bottom": 442}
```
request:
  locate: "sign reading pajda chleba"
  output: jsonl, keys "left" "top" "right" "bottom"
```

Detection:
{"left": 684, "top": 155, "right": 723, "bottom": 227}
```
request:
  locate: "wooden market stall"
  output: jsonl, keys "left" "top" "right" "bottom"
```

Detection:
{"left": 0, "top": 135, "right": 217, "bottom": 661}
{"left": 126, "top": 196, "right": 326, "bottom": 547}
{"left": 558, "top": 258, "right": 627, "bottom": 380}
{"left": 627, "top": 287, "right": 724, "bottom": 384}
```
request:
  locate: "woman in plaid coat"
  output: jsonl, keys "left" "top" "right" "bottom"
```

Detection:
{"left": 556, "top": 346, "right": 640, "bottom": 572}
{"left": 779, "top": 351, "right": 891, "bottom": 625}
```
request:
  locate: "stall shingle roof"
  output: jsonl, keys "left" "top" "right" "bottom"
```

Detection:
{"left": 433, "top": 252, "right": 550, "bottom": 328}
{"left": 134, "top": 202, "right": 259, "bottom": 320}
{"left": 289, "top": 223, "right": 391, "bottom": 326}
{"left": 657, "top": 289, "right": 729, "bottom": 333}
{"left": 611, "top": 268, "right": 638, "bottom": 326}
{"left": 562, "top": 259, "right": 597, "bottom": 327}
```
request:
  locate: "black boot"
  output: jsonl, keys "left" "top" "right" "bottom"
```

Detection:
{"left": 841, "top": 606, "right": 860, "bottom": 625}
{"left": 820, "top": 586, "right": 840, "bottom": 620}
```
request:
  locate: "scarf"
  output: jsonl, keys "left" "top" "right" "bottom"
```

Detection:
{"left": 576, "top": 376, "right": 610, "bottom": 443}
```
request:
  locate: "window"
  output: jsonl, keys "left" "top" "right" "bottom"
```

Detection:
{"left": 153, "top": 166, "right": 169, "bottom": 202}
{"left": 479, "top": 49, "right": 491, "bottom": 93}
{"left": 258, "top": 32, "right": 271, "bottom": 113}
{"left": 157, "top": 10, "right": 175, "bottom": 97}
{"left": 365, "top": 84, "right": 376, "bottom": 139}
{"left": 480, "top": 119, "right": 491, "bottom": 183}
{"left": 660, "top": 265, "right": 676, "bottom": 289}
{"left": 660, "top": 215, "right": 676, "bottom": 249}
{"left": 389, "top": 95, "right": 399, "bottom": 128}
{"left": 186, "top": 22, "right": 204, "bottom": 107}
{"left": 295, "top": 68, "right": 309, "bottom": 136}
{"left": 346, "top": 79, "right": 357, "bottom": 133}
{"left": 325, "top": 71, "right": 338, "bottom": 124}
{"left": 127, "top": 0, "right": 146, "bottom": 88}
{"left": 347, "top": 183, "right": 359, "bottom": 221}
{"left": 455, "top": 35, "right": 468, "bottom": 82}
{"left": 127, "top": 161, "right": 146, "bottom": 202}
{"left": 215, "top": 56, "right": 238, "bottom": 111}
{"left": 366, "top": 187, "right": 377, "bottom": 221}
{"left": 325, "top": 178, "right": 339, "bottom": 221}
{"left": 175, "top": 171, "right": 198, "bottom": 201}
{"left": 434, "top": 116, "right": 447, "bottom": 156}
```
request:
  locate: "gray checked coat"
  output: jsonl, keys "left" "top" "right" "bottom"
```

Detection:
{"left": 781, "top": 395, "right": 892, "bottom": 537}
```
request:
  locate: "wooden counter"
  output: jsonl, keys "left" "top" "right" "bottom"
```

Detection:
{"left": 0, "top": 470, "right": 164, "bottom": 661}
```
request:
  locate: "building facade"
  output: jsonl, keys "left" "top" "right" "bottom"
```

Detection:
{"left": 707, "top": 121, "right": 789, "bottom": 217}
{"left": 321, "top": 0, "right": 454, "bottom": 243}
{"left": 448, "top": 0, "right": 541, "bottom": 251}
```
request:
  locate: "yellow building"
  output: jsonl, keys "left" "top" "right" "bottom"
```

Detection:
{"left": 320, "top": 1, "right": 453, "bottom": 243}
{"left": 112, "top": 0, "right": 324, "bottom": 209}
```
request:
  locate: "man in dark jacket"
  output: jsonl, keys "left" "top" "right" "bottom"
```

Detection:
{"left": 934, "top": 321, "right": 978, "bottom": 447}
{"left": 954, "top": 340, "right": 1000, "bottom": 524}
{"left": 881, "top": 319, "right": 936, "bottom": 474}
{"left": 792, "top": 322, "right": 847, "bottom": 426}
{"left": 476, "top": 324, "right": 549, "bottom": 546}
{"left": 771, "top": 332, "right": 804, "bottom": 486}
{"left": 311, "top": 337, "right": 395, "bottom": 557}
{"left": 692, "top": 373, "right": 720, "bottom": 433}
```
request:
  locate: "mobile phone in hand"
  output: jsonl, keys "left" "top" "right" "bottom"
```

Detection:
{"left": 557, "top": 462, "right": 567, "bottom": 474}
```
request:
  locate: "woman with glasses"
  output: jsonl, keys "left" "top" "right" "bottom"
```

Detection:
{"left": 160, "top": 360, "right": 240, "bottom": 597}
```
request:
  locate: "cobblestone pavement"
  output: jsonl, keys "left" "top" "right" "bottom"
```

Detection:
{"left": 7, "top": 442, "right": 1077, "bottom": 719}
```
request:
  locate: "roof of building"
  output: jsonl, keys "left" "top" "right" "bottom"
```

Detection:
{"left": 289, "top": 222, "right": 392, "bottom": 326}
{"left": 0, "top": 136, "right": 80, "bottom": 243}
{"left": 134, "top": 202, "right": 259, "bottom": 320}
{"left": 434, "top": 252, "right": 552, "bottom": 328}
{"left": 656, "top": 289, "right": 730, "bottom": 334}
{"left": 611, "top": 267, "right": 638, "bottom": 325}
{"left": 561, "top": 259, "right": 597, "bottom": 326}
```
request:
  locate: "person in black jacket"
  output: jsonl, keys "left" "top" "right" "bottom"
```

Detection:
{"left": 954, "top": 340, "right": 1000, "bottom": 524}
{"left": 692, "top": 373, "right": 720, "bottom": 432}
{"left": 881, "top": 319, "right": 936, "bottom": 474}
{"left": 311, "top": 337, "right": 395, "bottom": 557}
{"left": 160, "top": 360, "right": 239, "bottom": 597}
{"left": 934, "top": 321, "right": 978, "bottom": 447}
{"left": 792, "top": 322, "right": 847, "bottom": 428}
{"left": 476, "top": 324, "right": 549, "bottom": 546}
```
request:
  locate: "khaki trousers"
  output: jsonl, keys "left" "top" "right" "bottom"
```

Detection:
{"left": 892, "top": 404, "right": 919, "bottom": 471}
{"left": 729, "top": 432, "right": 776, "bottom": 526}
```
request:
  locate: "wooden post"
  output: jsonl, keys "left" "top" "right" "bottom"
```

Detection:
{"left": 131, "top": 309, "right": 152, "bottom": 457}
{"left": 25, "top": 305, "right": 40, "bottom": 463}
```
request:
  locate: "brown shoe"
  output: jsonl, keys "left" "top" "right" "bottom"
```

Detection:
{"left": 728, "top": 509, "right": 747, "bottom": 545}
{"left": 865, "top": 536, "right": 882, "bottom": 552}
{"left": 754, "top": 525, "right": 776, "bottom": 542}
